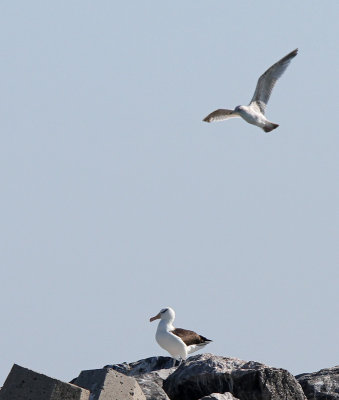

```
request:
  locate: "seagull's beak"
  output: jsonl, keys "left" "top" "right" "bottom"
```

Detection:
{"left": 149, "top": 313, "right": 161, "bottom": 322}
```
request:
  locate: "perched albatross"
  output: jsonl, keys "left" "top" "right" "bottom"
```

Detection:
{"left": 150, "top": 307, "right": 212, "bottom": 365}
{"left": 203, "top": 48, "right": 298, "bottom": 132}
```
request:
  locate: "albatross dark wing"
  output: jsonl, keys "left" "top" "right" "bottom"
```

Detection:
{"left": 171, "top": 328, "right": 212, "bottom": 346}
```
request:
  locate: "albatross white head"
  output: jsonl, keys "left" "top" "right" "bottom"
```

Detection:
{"left": 149, "top": 307, "right": 175, "bottom": 325}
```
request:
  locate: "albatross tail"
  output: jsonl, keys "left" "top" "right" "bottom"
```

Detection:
{"left": 263, "top": 123, "right": 279, "bottom": 132}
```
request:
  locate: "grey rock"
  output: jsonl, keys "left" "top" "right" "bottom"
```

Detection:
{"left": 72, "top": 358, "right": 174, "bottom": 400}
{"left": 104, "top": 357, "right": 175, "bottom": 400}
{"left": 134, "top": 373, "right": 170, "bottom": 400}
{"left": 73, "top": 368, "right": 146, "bottom": 400}
{"left": 163, "top": 353, "right": 307, "bottom": 400}
{"left": 296, "top": 366, "right": 339, "bottom": 400}
{"left": 105, "top": 356, "right": 176, "bottom": 377}
{"left": 0, "top": 364, "right": 89, "bottom": 400}
{"left": 199, "top": 393, "right": 239, "bottom": 400}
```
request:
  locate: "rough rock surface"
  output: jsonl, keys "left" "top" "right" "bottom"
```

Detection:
{"left": 106, "top": 356, "right": 176, "bottom": 378}
{"left": 0, "top": 364, "right": 89, "bottom": 400}
{"left": 105, "top": 357, "right": 175, "bottom": 400}
{"left": 296, "top": 366, "right": 339, "bottom": 400}
{"left": 1, "top": 357, "right": 338, "bottom": 400}
{"left": 73, "top": 368, "right": 146, "bottom": 400}
{"left": 199, "top": 393, "right": 239, "bottom": 399}
{"left": 133, "top": 373, "right": 170, "bottom": 400}
{"left": 163, "top": 353, "right": 307, "bottom": 400}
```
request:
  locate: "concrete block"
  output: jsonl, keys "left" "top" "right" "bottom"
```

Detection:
{"left": 0, "top": 364, "right": 89, "bottom": 400}
{"left": 74, "top": 368, "right": 146, "bottom": 400}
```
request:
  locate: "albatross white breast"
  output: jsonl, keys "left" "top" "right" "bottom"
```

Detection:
{"left": 149, "top": 307, "right": 212, "bottom": 363}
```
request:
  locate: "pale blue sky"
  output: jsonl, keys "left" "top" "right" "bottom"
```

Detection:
{"left": 0, "top": 1, "right": 338, "bottom": 385}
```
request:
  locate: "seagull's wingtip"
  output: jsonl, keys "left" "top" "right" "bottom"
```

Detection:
{"left": 291, "top": 48, "right": 298, "bottom": 56}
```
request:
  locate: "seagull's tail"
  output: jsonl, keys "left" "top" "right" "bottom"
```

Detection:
{"left": 263, "top": 122, "right": 279, "bottom": 133}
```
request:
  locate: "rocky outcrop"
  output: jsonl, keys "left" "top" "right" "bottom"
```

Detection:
{"left": 104, "top": 357, "right": 175, "bottom": 400}
{"left": 296, "top": 366, "right": 339, "bottom": 400}
{"left": 133, "top": 373, "right": 170, "bottom": 400}
{"left": 105, "top": 356, "right": 177, "bottom": 378}
{"left": 163, "top": 354, "right": 307, "bottom": 400}
{"left": 1, "top": 357, "right": 338, "bottom": 400}
{"left": 72, "top": 367, "right": 146, "bottom": 400}
{"left": 0, "top": 364, "right": 89, "bottom": 400}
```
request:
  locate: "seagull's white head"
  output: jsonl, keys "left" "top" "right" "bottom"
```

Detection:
{"left": 150, "top": 307, "right": 175, "bottom": 323}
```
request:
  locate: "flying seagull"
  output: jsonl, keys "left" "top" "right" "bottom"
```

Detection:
{"left": 150, "top": 307, "right": 212, "bottom": 365}
{"left": 203, "top": 48, "right": 298, "bottom": 132}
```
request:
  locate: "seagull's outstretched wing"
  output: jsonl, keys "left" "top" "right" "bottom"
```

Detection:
{"left": 203, "top": 109, "right": 240, "bottom": 123}
{"left": 249, "top": 48, "right": 298, "bottom": 114}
